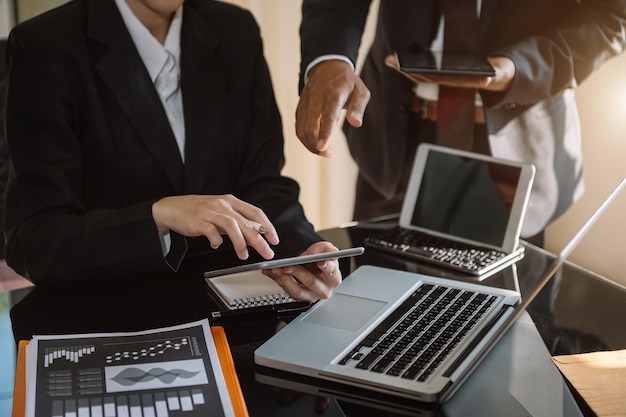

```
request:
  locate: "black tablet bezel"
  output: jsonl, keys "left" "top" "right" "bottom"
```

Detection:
{"left": 203, "top": 247, "right": 365, "bottom": 278}
{"left": 397, "top": 50, "right": 496, "bottom": 77}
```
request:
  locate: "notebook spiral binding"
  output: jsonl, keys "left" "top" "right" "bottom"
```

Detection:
{"left": 234, "top": 293, "right": 297, "bottom": 309}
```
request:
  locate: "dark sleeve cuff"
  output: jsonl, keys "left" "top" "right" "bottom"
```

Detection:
{"left": 165, "top": 232, "right": 188, "bottom": 271}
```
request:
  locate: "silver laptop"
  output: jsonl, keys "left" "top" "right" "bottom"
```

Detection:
{"left": 255, "top": 177, "right": 625, "bottom": 404}
{"left": 255, "top": 312, "right": 582, "bottom": 417}
{"left": 255, "top": 265, "right": 520, "bottom": 403}
{"left": 364, "top": 143, "right": 535, "bottom": 278}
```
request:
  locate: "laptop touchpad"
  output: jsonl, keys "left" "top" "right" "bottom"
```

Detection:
{"left": 302, "top": 293, "right": 387, "bottom": 332}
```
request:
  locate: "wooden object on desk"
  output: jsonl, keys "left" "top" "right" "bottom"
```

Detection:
{"left": 552, "top": 349, "right": 626, "bottom": 417}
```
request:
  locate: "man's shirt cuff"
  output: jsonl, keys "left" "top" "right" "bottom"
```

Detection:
{"left": 304, "top": 55, "right": 355, "bottom": 84}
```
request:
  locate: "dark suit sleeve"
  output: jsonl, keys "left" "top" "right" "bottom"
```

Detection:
{"left": 299, "top": 0, "right": 372, "bottom": 92}
{"left": 486, "top": 0, "right": 626, "bottom": 106}
{"left": 3, "top": 26, "right": 182, "bottom": 285}
{"left": 0, "top": 39, "right": 8, "bottom": 258}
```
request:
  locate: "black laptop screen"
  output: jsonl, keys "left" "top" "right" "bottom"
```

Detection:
{"left": 410, "top": 151, "right": 522, "bottom": 247}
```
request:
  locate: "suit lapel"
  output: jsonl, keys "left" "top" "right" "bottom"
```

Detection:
{"left": 180, "top": 4, "right": 227, "bottom": 194}
{"left": 86, "top": 0, "right": 184, "bottom": 191}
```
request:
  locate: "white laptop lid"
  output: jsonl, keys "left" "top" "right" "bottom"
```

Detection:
{"left": 399, "top": 144, "right": 535, "bottom": 253}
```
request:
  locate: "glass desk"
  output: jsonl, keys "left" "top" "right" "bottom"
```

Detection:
{"left": 2, "top": 219, "right": 625, "bottom": 416}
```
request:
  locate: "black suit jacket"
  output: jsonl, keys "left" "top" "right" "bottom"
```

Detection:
{"left": 0, "top": 39, "right": 8, "bottom": 258}
{"left": 4, "top": 0, "right": 320, "bottom": 285}
{"left": 300, "top": 0, "right": 626, "bottom": 236}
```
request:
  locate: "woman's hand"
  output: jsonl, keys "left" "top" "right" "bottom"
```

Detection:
{"left": 152, "top": 194, "right": 279, "bottom": 260}
{"left": 265, "top": 241, "right": 343, "bottom": 302}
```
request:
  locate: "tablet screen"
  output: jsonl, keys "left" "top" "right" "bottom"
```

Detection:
{"left": 399, "top": 144, "right": 536, "bottom": 253}
{"left": 409, "top": 150, "right": 521, "bottom": 247}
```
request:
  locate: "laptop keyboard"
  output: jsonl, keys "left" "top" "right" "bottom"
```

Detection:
{"left": 364, "top": 227, "right": 508, "bottom": 275}
{"left": 338, "top": 283, "right": 498, "bottom": 383}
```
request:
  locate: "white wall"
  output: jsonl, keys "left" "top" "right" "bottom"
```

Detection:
{"left": 0, "top": 0, "right": 15, "bottom": 37}
{"left": 10, "top": 0, "right": 67, "bottom": 23}
{"left": 1, "top": 0, "right": 70, "bottom": 35}
{"left": 545, "top": 52, "right": 626, "bottom": 287}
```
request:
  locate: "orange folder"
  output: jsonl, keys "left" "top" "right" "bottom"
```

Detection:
{"left": 11, "top": 340, "right": 27, "bottom": 417}
{"left": 211, "top": 326, "right": 250, "bottom": 417}
{"left": 12, "top": 326, "right": 248, "bottom": 417}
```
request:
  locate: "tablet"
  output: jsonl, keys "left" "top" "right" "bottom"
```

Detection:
{"left": 203, "top": 247, "right": 365, "bottom": 278}
{"left": 397, "top": 50, "right": 496, "bottom": 77}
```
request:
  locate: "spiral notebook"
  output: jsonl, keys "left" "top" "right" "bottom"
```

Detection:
{"left": 204, "top": 248, "right": 364, "bottom": 315}
{"left": 206, "top": 270, "right": 298, "bottom": 310}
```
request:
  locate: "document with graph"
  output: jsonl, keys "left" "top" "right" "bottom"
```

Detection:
{"left": 14, "top": 320, "right": 248, "bottom": 417}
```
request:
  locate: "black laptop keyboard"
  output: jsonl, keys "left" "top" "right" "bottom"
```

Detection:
{"left": 338, "top": 283, "right": 498, "bottom": 383}
{"left": 364, "top": 227, "right": 508, "bottom": 275}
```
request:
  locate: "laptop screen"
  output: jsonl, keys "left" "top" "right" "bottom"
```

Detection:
{"left": 400, "top": 144, "right": 535, "bottom": 252}
{"left": 410, "top": 150, "right": 521, "bottom": 247}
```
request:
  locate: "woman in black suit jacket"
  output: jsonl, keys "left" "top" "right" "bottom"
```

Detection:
{"left": 3, "top": 0, "right": 341, "bottom": 302}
